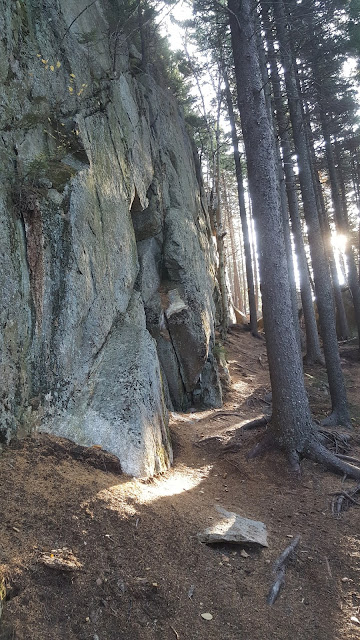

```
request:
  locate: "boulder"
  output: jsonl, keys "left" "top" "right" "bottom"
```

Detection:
{"left": 198, "top": 506, "right": 268, "bottom": 547}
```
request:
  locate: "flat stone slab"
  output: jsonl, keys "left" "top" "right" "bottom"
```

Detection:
{"left": 198, "top": 506, "right": 268, "bottom": 547}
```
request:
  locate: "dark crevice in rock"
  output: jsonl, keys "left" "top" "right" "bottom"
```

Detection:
{"left": 0, "top": 0, "right": 221, "bottom": 474}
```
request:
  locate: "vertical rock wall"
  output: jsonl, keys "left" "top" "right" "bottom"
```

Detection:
{"left": 0, "top": 0, "right": 222, "bottom": 476}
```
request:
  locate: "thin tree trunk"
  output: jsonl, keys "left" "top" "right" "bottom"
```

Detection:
{"left": 328, "top": 139, "right": 360, "bottom": 345}
{"left": 222, "top": 65, "right": 258, "bottom": 334}
{"left": 138, "top": 0, "right": 149, "bottom": 69}
{"left": 273, "top": 0, "right": 350, "bottom": 427}
{"left": 238, "top": 225, "right": 248, "bottom": 314}
{"left": 261, "top": 2, "right": 323, "bottom": 365}
{"left": 250, "top": 207, "right": 260, "bottom": 316}
{"left": 183, "top": 40, "right": 216, "bottom": 232}
{"left": 302, "top": 101, "right": 351, "bottom": 340}
{"left": 222, "top": 173, "right": 243, "bottom": 310}
{"left": 215, "top": 79, "right": 229, "bottom": 338}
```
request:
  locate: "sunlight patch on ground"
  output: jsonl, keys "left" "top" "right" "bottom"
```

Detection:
{"left": 231, "top": 379, "right": 253, "bottom": 394}
{"left": 137, "top": 464, "right": 212, "bottom": 504}
{"left": 170, "top": 412, "right": 201, "bottom": 423}
{"left": 170, "top": 409, "right": 216, "bottom": 425}
{"left": 336, "top": 534, "right": 360, "bottom": 635}
{"left": 93, "top": 465, "right": 212, "bottom": 513}
{"left": 93, "top": 481, "right": 140, "bottom": 517}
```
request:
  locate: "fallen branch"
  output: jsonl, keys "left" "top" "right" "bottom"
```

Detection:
{"left": 267, "top": 535, "right": 300, "bottom": 605}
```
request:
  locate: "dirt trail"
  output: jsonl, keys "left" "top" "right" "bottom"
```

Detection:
{"left": 1, "top": 328, "right": 360, "bottom": 640}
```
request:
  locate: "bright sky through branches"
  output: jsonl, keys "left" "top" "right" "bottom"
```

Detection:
{"left": 158, "top": 0, "right": 193, "bottom": 50}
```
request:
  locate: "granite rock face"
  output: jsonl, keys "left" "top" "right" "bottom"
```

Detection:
{"left": 0, "top": 0, "right": 222, "bottom": 475}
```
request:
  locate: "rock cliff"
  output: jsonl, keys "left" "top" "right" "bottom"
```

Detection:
{"left": 0, "top": 0, "right": 222, "bottom": 476}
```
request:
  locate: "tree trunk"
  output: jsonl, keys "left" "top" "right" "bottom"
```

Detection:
{"left": 228, "top": 0, "right": 315, "bottom": 455}
{"left": 272, "top": 0, "right": 350, "bottom": 427}
{"left": 302, "top": 101, "right": 351, "bottom": 340}
{"left": 250, "top": 205, "right": 260, "bottom": 317}
{"left": 255, "top": 20, "right": 301, "bottom": 353}
{"left": 302, "top": 0, "right": 360, "bottom": 344}
{"left": 222, "top": 173, "right": 243, "bottom": 311}
{"left": 215, "top": 82, "right": 229, "bottom": 338}
{"left": 222, "top": 66, "right": 258, "bottom": 334}
{"left": 261, "top": 2, "right": 323, "bottom": 365}
{"left": 324, "top": 134, "right": 360, "bottom": 343}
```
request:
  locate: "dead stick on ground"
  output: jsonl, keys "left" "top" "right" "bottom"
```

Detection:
{"left": 170, "top": 625, "right": 180, "bottom": 639}
{"left": 325, "top": 556, "right": 332, "bottom": 578}
{"left": 267, "top": 535, "right": 300, "bottom": 606}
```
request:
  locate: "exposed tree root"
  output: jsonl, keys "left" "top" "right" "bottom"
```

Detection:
{"left": 242, "top": 424, "right": 360, "bottom": 480}
{"left": 307, "top": 440, "right": 360, "bottom": 481}
{"left": 221, "top": 416, "right": 270, "bottom": 453}
{"left": 335, "top": 453, "right": 360, "bottom": 465}
{"left": 241, "top": 415, "right": 270, "bottom": 431}
{"left": 303, "top": 353, "right": 325, "bottom": 367}
{"left": 247, "top": 431, "right": 276, "bottom": 459}
{"left": 208, "top": 411, "right": 245, "bottom": 421}
{"left": 321, "top": 410, "right": 352, "bottom": 430}
{"left": 221, "top": 410, "right": 360, "bottom": 480}
{"left": 318, "top": 429, "right": 351, "bottom": 454}
{"left": 287, "top": 449, "right": 301, "bottom": 475}
{"left": 251, "top": 330, "right": 263, "bottom": 339}
{"left": 267, "top": 535, "right": 300, "bottom": 605}
{"left": 331, "top": 484, "right": 360, "bottom": 515}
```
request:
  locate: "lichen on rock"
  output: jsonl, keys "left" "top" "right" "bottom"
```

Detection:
{"left": 0, "top": 0, "right": 222, "bottom": 476}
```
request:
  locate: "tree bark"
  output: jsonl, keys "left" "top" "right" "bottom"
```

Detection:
{"left": 261, "top": 2, "right": 323, "bottom": 365}
{"left": 214, "top": 79, "right": 229, "bottom": 338}
{"left": 301, "top": 0, "right": 360, "bottom": 343}
{"left": 302, "top": 100, "right": 351, "bottom": 340}
{"left": 272, "top": 0, "right": 350, "bottom": 427}
{"left": 222, "top": 65, "right": 258, "bottom": 335}
{"left": 255, "top": 18, "right": 301, "bottom": 353}
{"left": 227, "top": 0, "right": 315, "bottom": 455}
{"left": 323, "top": 134, "right": 360, "bottom": 342}
{"left": 222, "top": 173, "right": 243, "bottom": 311}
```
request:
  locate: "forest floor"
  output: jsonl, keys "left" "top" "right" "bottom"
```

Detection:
{"left": 1, "top": 327, "right": 360, "bottom": 640}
